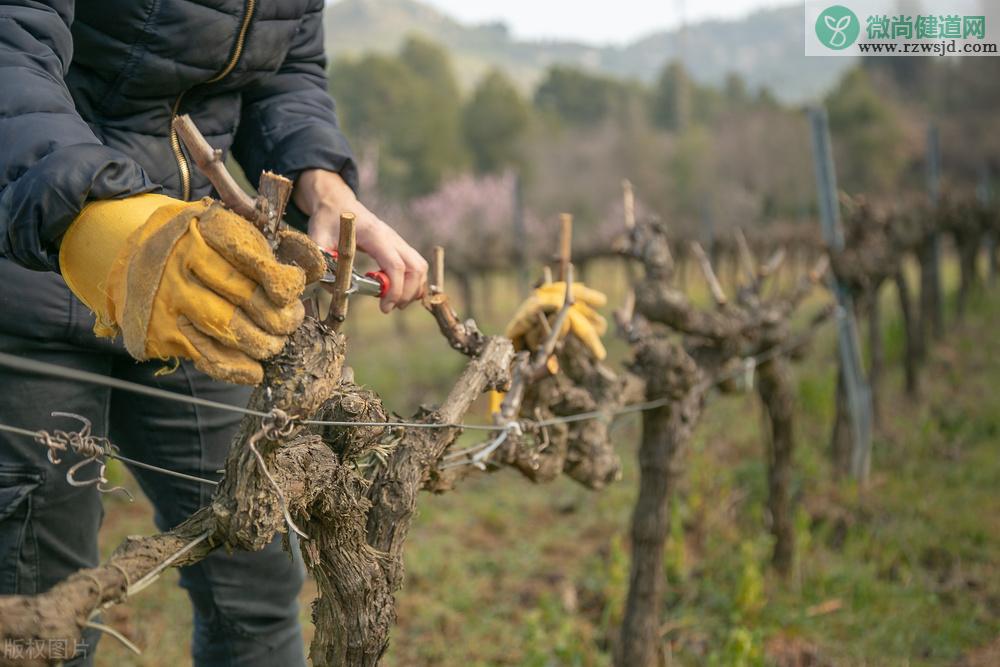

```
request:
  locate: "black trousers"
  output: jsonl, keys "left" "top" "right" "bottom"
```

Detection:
{"left": 0, "top": 259, "right": 306, "bottom": 666}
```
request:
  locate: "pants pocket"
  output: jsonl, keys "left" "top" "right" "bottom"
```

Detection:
{"left": 0, "top": 466, "right": 44, "bottom": 595}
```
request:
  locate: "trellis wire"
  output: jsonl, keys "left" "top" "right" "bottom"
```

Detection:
{"left": 0, "top": 352, "right": 270, "bottom": 418}
{"left": 0, "top": 351, "right": 505, "bottom": 432}
{"left": 0, "top": 312, "right": 830, "bottom": 482}
{"left": 0, "top": 312, "right": 833, "bottom": 642}
{"left": 0, "top": 420, "right": 219, "bottom": 487}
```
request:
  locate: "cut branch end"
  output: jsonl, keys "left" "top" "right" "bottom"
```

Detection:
{"left": 559, "top": 213, "right": 573, "bottom": 282}
{"left": 325, "top": 212, "right": 356, "bottom": 331}
{"left": 691, "top": 241, "right": 728, "bottom": 307}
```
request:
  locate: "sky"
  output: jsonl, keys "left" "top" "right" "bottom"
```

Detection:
{"left": 417, "top": 0, "right": 793, "bottom": 44}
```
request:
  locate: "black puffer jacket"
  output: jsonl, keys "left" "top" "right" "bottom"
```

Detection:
{"left": 0, "top": 0, "right": 358, "bottom": 271}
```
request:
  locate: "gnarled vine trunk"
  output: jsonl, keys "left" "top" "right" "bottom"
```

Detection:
{"left": 615, "top": 340, "right": 705, "bottom": 667}
{"left": 918, "top": 234, "right": 944, "bottom": 344}
{"left": 757, "top": 356, "right": 796, "bottom": 576}
{"left": 894, "top": 269, "right": 920, "bottom": 397}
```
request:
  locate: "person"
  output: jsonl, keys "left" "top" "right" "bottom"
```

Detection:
{"left": 0, "top": 1, "right": 427, "bottom": 664}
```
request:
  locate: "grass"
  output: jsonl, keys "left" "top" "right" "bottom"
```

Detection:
{"left": 94, "top": 259, "right": 999, "bottom": 666}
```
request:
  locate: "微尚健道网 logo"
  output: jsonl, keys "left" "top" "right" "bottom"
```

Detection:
{"left": 816, "top": 5, "right": 861, "bottom": 49}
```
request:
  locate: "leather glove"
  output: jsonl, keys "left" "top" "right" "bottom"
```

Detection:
{"left": 60, "top": 194, "right": 323, "bottom": 385}
{"left": 488, "top": 281, "right": 608, "bottom": 417}
{"left": 505, "top": 281, "right": 609, "bottom": 360}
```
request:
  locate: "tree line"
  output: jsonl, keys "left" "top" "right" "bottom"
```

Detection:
{"left": 329, "top": 36, "right": 999, "bottom": 237}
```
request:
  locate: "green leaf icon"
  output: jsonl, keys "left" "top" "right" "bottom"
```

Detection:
{"left": 816, "top": 5, "right": 861, "bottom": 50}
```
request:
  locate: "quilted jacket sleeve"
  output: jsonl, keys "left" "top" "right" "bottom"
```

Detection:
{"left": 232, "top": 0, "right": 359, "bottom": 195}
{"left": 0, "top": 0, "right": 155, "bottom": 271}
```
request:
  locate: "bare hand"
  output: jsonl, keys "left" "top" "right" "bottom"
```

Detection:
{"left": 294, "top": 170, "right": 428, "bottom": 313}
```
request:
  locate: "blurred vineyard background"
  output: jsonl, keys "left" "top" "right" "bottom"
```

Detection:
{"left": 97, "top": 0, "right": 999, "bottom": 665}
{"left": 318, "top": 0, "right": 1000, "bottom": 263}
{"left": 97, "top": 263, "right": 1000, "bottom": 666}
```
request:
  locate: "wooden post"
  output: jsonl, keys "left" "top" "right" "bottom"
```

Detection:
{"left": 808, "top": 106, "right": 873, "bottom": 482}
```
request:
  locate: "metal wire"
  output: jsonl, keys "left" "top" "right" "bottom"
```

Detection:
{"left": 533, "top": 398, "right": 670, "bottom": 428}
{"left": 126, "top": 530, "right": 212, "bottom": 596}
{"left": 531, "top": 322, "right": 824, "bottom": 429}
{"left": 0, "top": 421, "right": 43, "bottom": 438}
{"left": 0, "top": 352, "right": 269, "bottom": 418}
{"left": 302, "top": 418, "right": 506, "bottom": 431}
{"left": 84, "top": 620, "right": 141, "bottom": 656}
{"left": 0, "top": 351, "right": 508, "bottom": 432}
{"left": 111, "top": 453, "right": 219, "bottom": 487}
{"left": 0, "top": 314, "right": 832, "bottom": 481}
{"left": 0, "top": 419, "right": 219, "bottom": 487}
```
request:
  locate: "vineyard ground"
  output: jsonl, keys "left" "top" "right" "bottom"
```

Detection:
{"left": 92, "top": 258, "right": 999, "bottom": 666}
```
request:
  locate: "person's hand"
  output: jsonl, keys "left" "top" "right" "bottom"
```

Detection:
{"left": 60, "top": 195, "right": 323, "bottom": 384}
{"left": 294, "top": 169, "right": 428, "bottom": 313}
{"left": 505, "top": 281, "right": 609, "bottom": 360}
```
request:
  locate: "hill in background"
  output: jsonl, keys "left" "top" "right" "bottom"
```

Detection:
{"left": 324, "top": 0, "right": 855, "bottom": 102}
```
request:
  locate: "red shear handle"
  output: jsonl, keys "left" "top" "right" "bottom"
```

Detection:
{"left": 324, "top": 246, "right": 390, "bottom": 298}
{"left": 365, "top": 271, "right": 391, "bottom": 298}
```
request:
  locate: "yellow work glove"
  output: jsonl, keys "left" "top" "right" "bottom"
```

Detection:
{"left": 60, "top": 194, "right": 322, "bottom": 385}
{"left": 505, "top": 281, "right": 609, "bottom": 361}
{"left": 488, "top": 388, "right": 505, "bottom": 417}
{"left": 489, "top": 281, "right": 608, "bottom": 418}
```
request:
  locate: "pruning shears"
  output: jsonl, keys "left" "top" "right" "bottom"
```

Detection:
{"left": 319, "top": 246, "right": 390, "bottom": 298}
